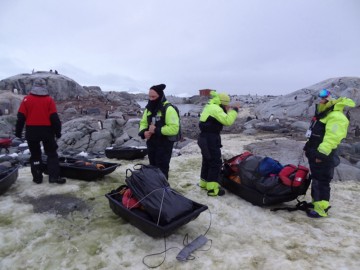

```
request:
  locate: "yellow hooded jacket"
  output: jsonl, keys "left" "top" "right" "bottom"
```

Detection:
{"left": 314, "top": 97, "right": 356, "bottom": 156}
{"left": 199, "top": 91, "right": 238, "bottom": 133}
{"left": 139, "top": 100, "right": 180, "bottom": 138}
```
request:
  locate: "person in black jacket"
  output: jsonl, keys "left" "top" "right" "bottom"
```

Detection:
{"left": 15, "top": 79, "right": 65, "bottom": 184}
{"left": 138, "top": 84, "right": 180, "bottom": 179}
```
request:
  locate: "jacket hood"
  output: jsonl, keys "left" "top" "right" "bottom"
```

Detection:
{"left": 29, "top": 78, "right": 49, "bottom": 96}
{"left": 209, "top": 91, "right": 221, "bottom": 105}
{"left": 318, "top": 97, "right": 356, "bottom": 113}
{"left": 333, "top": 97, "right": 356, "bottom": 111}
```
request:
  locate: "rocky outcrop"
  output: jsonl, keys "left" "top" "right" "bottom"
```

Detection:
{"left": 0, "top": 91, "right": 23, "bottom": 116}
{"left": 244, "top": 138, "right": 360, "bottom": 181}
{"left": 254, "top": 77, "right": 360, "bottom": 127}
{"left": 0, "top": 71, "right": 89, "bottom": 100}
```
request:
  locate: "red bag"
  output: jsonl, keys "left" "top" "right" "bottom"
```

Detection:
{"left": 122, "top": 188, "right": 141, "bottom": 209}
{"left": 294, "top": 165, "right": 309, "bottom": 186}
{"left": 279, "top": 164, "right": 309, "bottom": 187}
{"left": 225, "top": 151, "right": 253, "bottom": 174}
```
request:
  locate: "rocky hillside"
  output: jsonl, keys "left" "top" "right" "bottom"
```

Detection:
{"left": 253, "top": 77, "right": 360, "bottom": 126}
{"left": 1, "top": 73, "right": 359, "bottom": 158}
{"left": 0, "top": 71, "right": 89, "bottom": 101}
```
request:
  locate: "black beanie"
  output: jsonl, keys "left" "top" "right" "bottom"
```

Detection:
{"left": 150, "top": 84, "right": 166, "bottom": 98}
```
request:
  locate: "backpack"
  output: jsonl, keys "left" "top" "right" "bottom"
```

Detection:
{"left": 161, "top": 103, "right": 182, "bottom": 142}
{"left": 257, "top": 157, "right": 283, "bottom": 177}
{"left": 125, "top": 164, "right": 194, "bottom": 225}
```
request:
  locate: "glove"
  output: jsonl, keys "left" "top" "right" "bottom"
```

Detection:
{"left": 315, "top": 150, "right": 330, "bottom": 162}
{"left": 56, "top": 133, "right": 61, "bottom": 139}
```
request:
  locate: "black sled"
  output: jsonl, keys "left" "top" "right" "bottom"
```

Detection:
{"left": 0, "top": 165, "right": 19, "bottom": 195}
{"left": 41, "top": 156, "right": 120, "bottom": 181}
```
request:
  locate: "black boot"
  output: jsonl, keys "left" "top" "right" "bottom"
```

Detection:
{"left": 30, "top": 160, "right": 43, "bottom": 184}
{"left": 49, "top": 176, "right": 66, "bottom": 184}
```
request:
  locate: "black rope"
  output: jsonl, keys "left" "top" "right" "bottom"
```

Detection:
{"left": 271, "top": 199, "right": 313, "bottom": 212}
{"left": 141, "top": 207, "right": 213, "bottom": 268}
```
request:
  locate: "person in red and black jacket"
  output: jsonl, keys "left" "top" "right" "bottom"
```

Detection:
{"left": 15, "top": 78, "right": 66, "bottom": 184}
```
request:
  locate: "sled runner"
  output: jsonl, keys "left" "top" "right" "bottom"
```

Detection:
{"left": 41, "top": 157, "right": 120, "bottom": 181}
{"left": 0, "top": 165, "right": 19, "bottom": 195}
{"left": 105, "top": 146, "right": 148, "bottom": 160}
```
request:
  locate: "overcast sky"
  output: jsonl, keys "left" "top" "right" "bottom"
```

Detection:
{"left": 0, "top": 0, "right": 359, "bottom": 96}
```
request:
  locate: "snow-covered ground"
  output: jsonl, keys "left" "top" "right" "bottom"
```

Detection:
{"left": 1, "top": 134, "right": 359, "bottom": 270}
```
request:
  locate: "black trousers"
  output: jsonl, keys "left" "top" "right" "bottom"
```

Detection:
{"left": 146, "top": 137, "right": 174, "bottom": 179}
{"left": 198, "top": 132, "right": 222, "bottom": 183}
{"left": 27, "top": 137, "right": 60, "bottom": 179}
{"left": 307, "top": 154, "right": 335, "bottom": 202}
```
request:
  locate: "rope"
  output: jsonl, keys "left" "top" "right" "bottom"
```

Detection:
{"left": 141, "top": 208, "right": 213, "bottom": 268}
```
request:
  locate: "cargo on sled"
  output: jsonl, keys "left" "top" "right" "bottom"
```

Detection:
{"left": 106, "top": 164, "right": 208, "bottom": 237}
{"left": 220, "top": 152, "right": 311, "bottom": 206}
{"left": 105, "top": 146, "right": 148, "bottom": 160}
{"left": 41, "top": 156, "right": 120, "bottom": 181}
{"left": 0, "top": 165, "right": 19, "bottom": 195}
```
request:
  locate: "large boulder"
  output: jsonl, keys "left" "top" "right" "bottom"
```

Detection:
{"left": 0, "top": 90, "right": 23, "bottom": 115}
{"left": 0, "top": 71, "right": 89, "bottom": 101}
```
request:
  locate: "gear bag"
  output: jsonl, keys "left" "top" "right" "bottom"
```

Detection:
{"left": 221, "top": 152, "right": 311, "bottom": 206}
{"left": 125, "top": 164, "right": 194, "bottom": 225}
{"left": 279, "top": 164, "right": 309, "bottom": 187}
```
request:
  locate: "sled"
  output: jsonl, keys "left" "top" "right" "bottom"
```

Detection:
{"left": 105, "top": 146, "right": 148, "bottom": 160}
{"left": 105, "top": 189, "right": 208, "bottom": 238}
{"left": 220, "top": 174, "right": 311, "bottom": 206}
{"left": 0, "top": 166, "right": 19, "bottom": 195}
{"left": 220, "top": 153, "right": 311, "bottom": 206}
{"left": 41, "top": 157, "right": 120, "bottom": 181}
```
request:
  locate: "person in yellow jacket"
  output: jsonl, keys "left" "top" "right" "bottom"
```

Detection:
{"left": 304, "top": 89, "right": 356, "bottom": 217}
{"left": 198, "top": 91, "right": 240, "bottom": 196}
{"left": 138, "top": 84, "right": 180, "bottom": 179}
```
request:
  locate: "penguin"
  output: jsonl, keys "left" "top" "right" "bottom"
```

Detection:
{"left": 269, "top": 114, "right": 274, "bottom": 122}
{"left": 105, "top": 110, "right": 110, "bottom": 119}
{"left": 275, "top": 118, "right": 280, "bottom": 123}
{"left": 97, "top": 120, "right": 103, "bottom": 130}
{"left": 283, "top": 108, "right": 287, "bottom": 116}
{"left": 355, "top": 126, "right": 360, "bottom": 137}
{"left": 13, "top": 88, "right": 18, "bottom": 95}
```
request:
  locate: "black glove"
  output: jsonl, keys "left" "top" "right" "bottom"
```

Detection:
{"left": 138, "top": 130, "right": 146, "bottom": 139}
{"left": 315, "top": 150, "right": 330, "bottom": 162}
{"left": 56, "top": 133, "right": 62, "bottom": 139}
